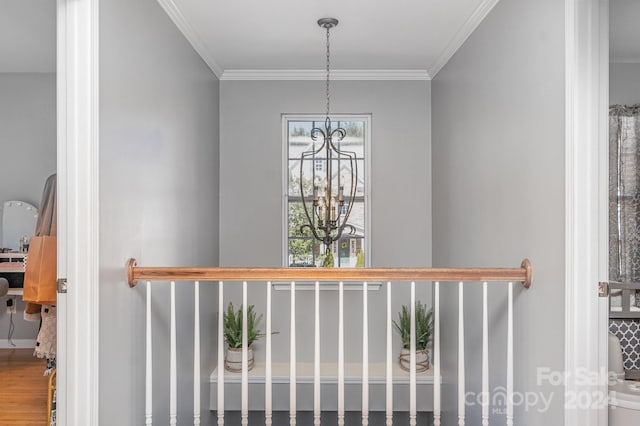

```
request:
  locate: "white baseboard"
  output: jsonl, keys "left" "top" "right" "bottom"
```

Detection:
{"left": 0, "top": 339, "right": 36, "bottom": 349}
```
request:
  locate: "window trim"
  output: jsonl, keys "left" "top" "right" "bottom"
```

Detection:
{"left": 282, "top": 113, "right": 372, "bottom": 268}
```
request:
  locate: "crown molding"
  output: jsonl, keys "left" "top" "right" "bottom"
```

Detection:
{"left": 220, "top": 69, "right": 431, "bottom": 81}
{"left": 158, "top": 0, "right": 496, "bottom": 81}
{"left": 610, "top": 58, "right": 640, "bottom": 64}
{"left": 428, "top": 0, "right": 500, "bottom": 77}
{"left": 156, "top": 0, "right": 223, "bottom": 78}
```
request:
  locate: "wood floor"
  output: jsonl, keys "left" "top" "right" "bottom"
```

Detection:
{"left": 0, "top": 349, "right": 49, "bottom": 426}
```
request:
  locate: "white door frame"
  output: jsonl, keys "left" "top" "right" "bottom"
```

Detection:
{"left": 53, "top": 0, "right": 609, "bottom": 424}
{"left": 564, "top": 0, "right": 609, "bottom": 425}
{"left": 56, "top": 0, "right": 100, "bottom": 424}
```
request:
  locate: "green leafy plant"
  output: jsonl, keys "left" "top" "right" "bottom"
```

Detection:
{"left": 393, "top": 301, "right": 433, "bottom": 350}
{"left": 322, "top": 250, "right": 334, "bottom": 267}
{"left": 223, "top": 302, "right": 264, "bottom": 349}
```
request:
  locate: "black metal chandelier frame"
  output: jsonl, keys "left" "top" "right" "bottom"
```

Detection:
{"left": 298, "top": 18, "right": 359, "bottom": 254}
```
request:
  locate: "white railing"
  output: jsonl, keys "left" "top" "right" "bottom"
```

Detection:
{"left": 127, "top": 259, "right": 532, "bottom": 426}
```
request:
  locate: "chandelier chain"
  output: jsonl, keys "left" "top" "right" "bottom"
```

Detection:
{"left": 325, "top": 25, "right": 331, "bottom": 120}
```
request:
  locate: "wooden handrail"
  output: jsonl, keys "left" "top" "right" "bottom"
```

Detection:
{"left": 127, "top": 258, "right": 532, "bottom": 289}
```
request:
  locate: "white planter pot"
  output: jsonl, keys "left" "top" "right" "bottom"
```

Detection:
{"left": 225, "top": 346, "right": 255, "bottom": 372}
{"left": 399, "top": 348, "right": 430, "bottom": 372}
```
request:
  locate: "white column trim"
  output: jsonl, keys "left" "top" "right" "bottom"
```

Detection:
{"left": 56, "top": 0, "right": 100, "bottom": 424}
{"left": 564, "top": 0, "right": 608, "bottom": 425}
{"left": 597, "top": 3, "right": 610, "bottom": 426}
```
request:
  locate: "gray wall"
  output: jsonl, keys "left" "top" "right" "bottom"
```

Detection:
{"left": 0, "top": 73, "right": 56, "bottom": 342}
{"left": 0, "top": 296, "right": 39, "bottom": 344}
{"left": 610, "top": 63, "right": 640, "bottom": 105}
{"left": 0, "top": 73, "right": 56, "bottom": 208}
{"left": 219, "top": 80, "right": 432, "bottom": 363}
{"left": 99, "top": 0, "right": 219, "bottom": 424}
{"left": 432, "top": 0, "right": 565, "bottom": 424}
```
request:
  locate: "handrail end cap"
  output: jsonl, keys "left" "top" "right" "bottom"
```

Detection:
{"left": 521, "top": 258, "right": 532, "bottom": 289}
{"left": 127, "top": 258, "right": 138, "bottom": 288}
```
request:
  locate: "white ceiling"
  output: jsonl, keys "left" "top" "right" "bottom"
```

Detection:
{"left": 0, "top": 0, "right": 56, "bottom": 73}
{"left": 0, "top": 0, "right": 498, "bottom": 77}
{"left": 610, "top": 0, "right": 640, "bottom": 63}
{"left": 5, "top": 0, "right": 637, "bottom": 77}
{"left": 168, "top": 0, "right": 498, "bottom": 79}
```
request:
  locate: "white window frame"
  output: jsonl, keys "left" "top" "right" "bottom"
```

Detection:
{"left": 282, "top": 114, "right": 372, "bottom": 268}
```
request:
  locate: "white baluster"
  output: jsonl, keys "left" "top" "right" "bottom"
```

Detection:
{"left": 218, "top": 282, "right": 224, "bottom": 425}
{"left": 314, "top": 281, "right": 321, "bottom": 426}
{"left": 170, "top": 281, "right": 177, "bottom": 426}
{"left": 458, "top": 281, "right": 465, "bottom": 426}
{"left": 290, "top": 281, "right": 297, "bottom": 425}
{"left": 410, "top": 281, "right": 417, "bottom": 426}
{"left": 507, "top": 282, "right": 514, "bottom": 426}
{"left": 266, "top": 281, "right": 273, "bottom": 425}
{"left": 194, "top": 281, "right": 201, "bottom": 426}
{"left": 241, "top": 281, "right": 249, "bottom": 426}
{"left": 386, "top": 282, "right": 393, "bottom": 426}
{"left": 434, "top": 282, "right": 441, "bottom": 426}
{"left": 482, "top": 282, "right": 488, "bottom": 426}
{"left": 338, "top": 281, "right": 345, "bottom": 426}
{"left": 362, "top": 281, "right": 369, "bottom": 426}
{"left": 145, "top": 282, "right": 152, "bottom": 425}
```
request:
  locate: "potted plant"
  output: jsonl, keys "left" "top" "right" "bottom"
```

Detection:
{"left": 393, "top": 301, "right": 433, "bottom": 372}
{"left": 223, "top": 302, "right": 264, "bottom": 372}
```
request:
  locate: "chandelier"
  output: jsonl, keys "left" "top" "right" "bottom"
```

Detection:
{"left": 299, "top": 18, "right": 358, "bottom": 256}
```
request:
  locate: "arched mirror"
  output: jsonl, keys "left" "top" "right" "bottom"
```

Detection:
{"left": 1, "top": 200, "right": 38, "bottom": 252}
